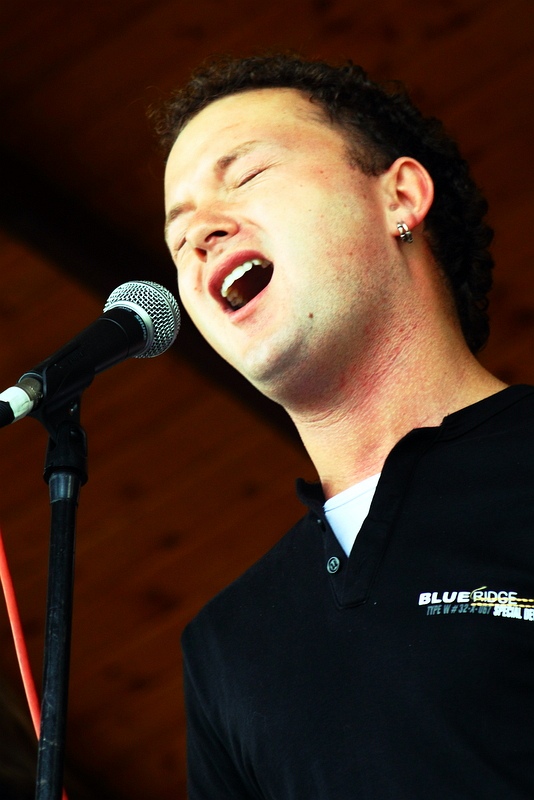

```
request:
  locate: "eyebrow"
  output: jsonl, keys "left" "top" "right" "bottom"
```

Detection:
{"left": 215, "top": 140, "right": 260, "bottom": 171}
{"left": 164, "top": 140, "right": 263, "bottom": 239}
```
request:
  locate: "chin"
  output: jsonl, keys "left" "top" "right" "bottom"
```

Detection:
{"left": 244, "top": 357, "right": 313, "bottom": 407}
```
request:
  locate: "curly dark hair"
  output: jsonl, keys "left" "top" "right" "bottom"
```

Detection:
{"left": 154, "top": 54, "right": 494, "bottom": 353}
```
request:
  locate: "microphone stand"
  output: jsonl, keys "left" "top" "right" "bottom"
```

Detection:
{"left": 33, "top": 396, "right": 88, "bottom": 800}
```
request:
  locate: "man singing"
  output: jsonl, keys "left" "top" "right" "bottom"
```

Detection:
{"left": 158, "top": 54, "right": 533, "bottom": 799}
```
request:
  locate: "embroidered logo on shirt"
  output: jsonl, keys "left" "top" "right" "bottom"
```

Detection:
{"left": 418, "top": 586, "right": 534, "bottom": 621}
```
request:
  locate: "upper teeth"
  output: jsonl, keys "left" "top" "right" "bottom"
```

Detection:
{"left": 221, "top": 259, "right": 270, "bottom": 298}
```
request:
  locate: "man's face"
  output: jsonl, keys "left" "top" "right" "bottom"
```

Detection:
{"left": 164, "top": 88, "right": 397, "bottom": 408}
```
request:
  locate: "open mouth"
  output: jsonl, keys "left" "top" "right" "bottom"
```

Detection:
{"left": 220, "top": 258, "right": 274, "bottom": 311}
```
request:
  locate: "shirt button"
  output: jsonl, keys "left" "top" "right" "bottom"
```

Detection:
{"left": 327, "top": 556, "right": 340, "bottom": 574}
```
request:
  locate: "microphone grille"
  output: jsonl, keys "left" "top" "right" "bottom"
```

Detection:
{"left": 103, "top": 281, "right": 181, "bottom": 358}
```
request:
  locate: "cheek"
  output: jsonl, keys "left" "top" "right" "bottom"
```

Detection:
{"left": 176, "top": 251, "right": 204, "bottom": 294}
{"left": 175, "top": 271, "right": 205, "bottom": 328}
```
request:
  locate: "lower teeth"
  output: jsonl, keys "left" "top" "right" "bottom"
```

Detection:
{"left": 227, "top": 291, "right": 245, "bottom": 309}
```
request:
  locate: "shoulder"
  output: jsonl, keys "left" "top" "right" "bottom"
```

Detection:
{"left": 182, "top": 511, "right": 320, "bottom": 655}
{"left": 433, "top": 384, "right": 534, "bottom": 458}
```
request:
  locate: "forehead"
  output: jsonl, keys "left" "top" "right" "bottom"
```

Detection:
{"left": 166, "top": 87, "right": 339, "bottom": 171}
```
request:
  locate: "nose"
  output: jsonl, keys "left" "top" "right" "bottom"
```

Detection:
{"left": 186, "top": 209, "right": 239, "bottom": 258}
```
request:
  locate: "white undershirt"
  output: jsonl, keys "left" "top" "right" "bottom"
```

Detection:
{"left": 324, "top": 473, "right": 381, "bottom": 556}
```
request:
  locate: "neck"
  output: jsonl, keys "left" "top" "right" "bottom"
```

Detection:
{"left": 286, "top": 332, "right": 506, "bottom": 500}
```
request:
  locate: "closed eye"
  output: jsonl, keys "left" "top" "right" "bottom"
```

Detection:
{"left": 235, "top": 167, "right": 266, "bottom": 188}
{"left": 170, "top": 236, "right": 186, "bottom": 261}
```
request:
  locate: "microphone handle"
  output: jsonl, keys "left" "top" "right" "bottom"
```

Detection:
{"left": 21, "top": 306, "right": 147, "bottom": 416}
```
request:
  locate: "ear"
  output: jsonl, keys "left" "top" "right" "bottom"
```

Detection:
{"left": 380, "top": 157, "right": 434, "bottom": 239}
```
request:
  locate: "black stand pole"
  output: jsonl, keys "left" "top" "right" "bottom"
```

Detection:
{"left": 34, "top": 401, "right": 87, "bottom": 800}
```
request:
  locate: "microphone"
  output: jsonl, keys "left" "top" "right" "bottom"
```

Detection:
{"left": 0, "top": 280, "right": 181, "bottom": 428}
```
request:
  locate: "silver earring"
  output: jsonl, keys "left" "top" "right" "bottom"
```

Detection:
{"left": 396, "top": 221, "right": 413, "bottom": 243}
